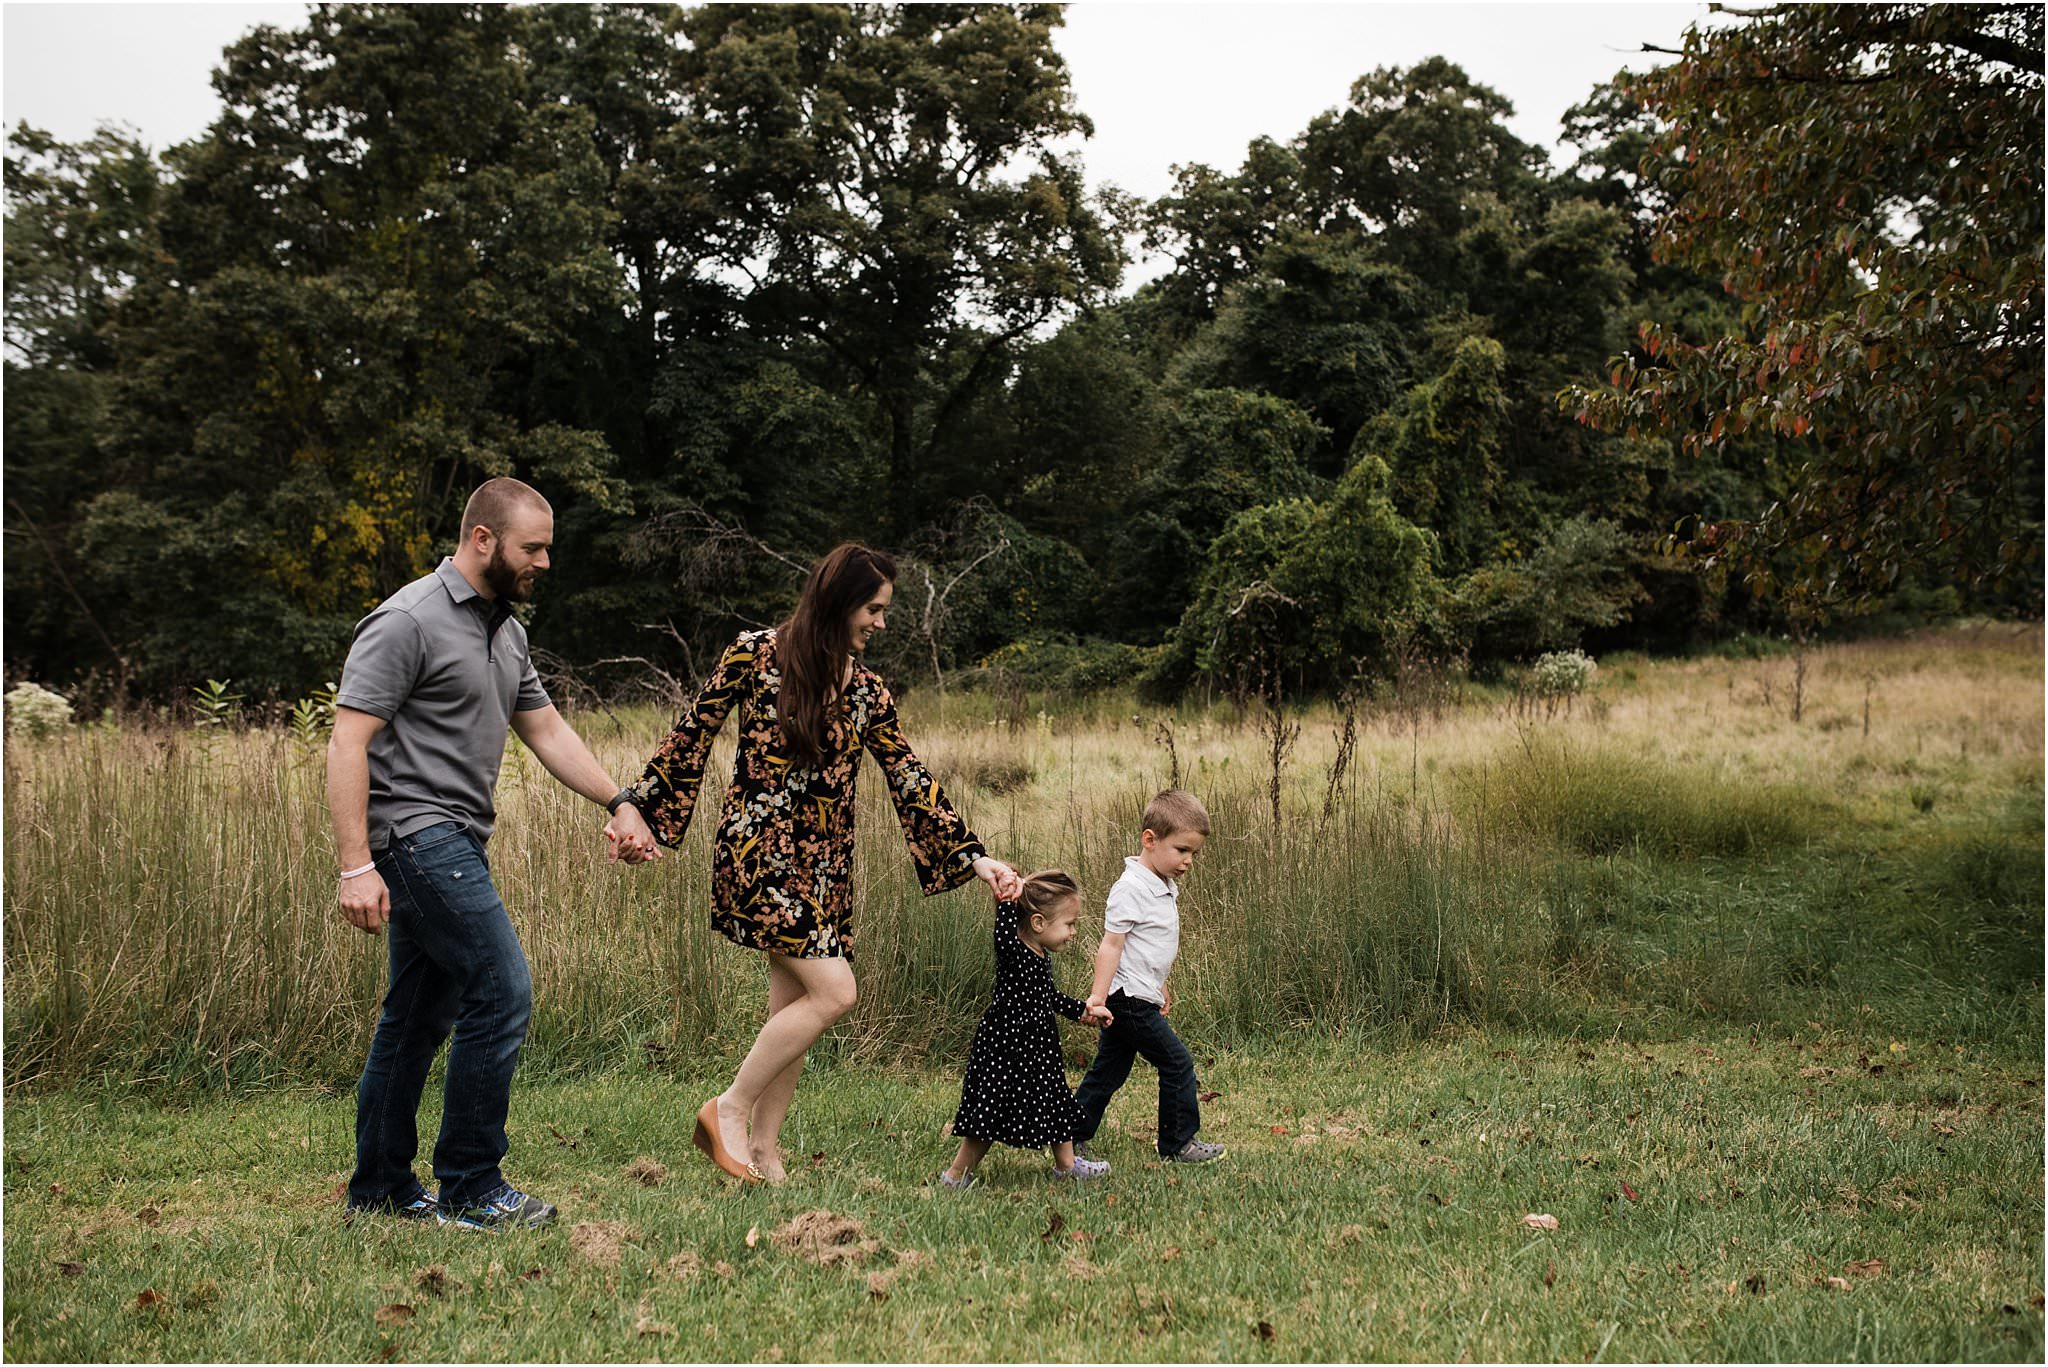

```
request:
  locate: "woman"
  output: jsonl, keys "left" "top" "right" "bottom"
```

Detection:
{"left": 623, "top": 544, "right": 1021, "bottom": 1183}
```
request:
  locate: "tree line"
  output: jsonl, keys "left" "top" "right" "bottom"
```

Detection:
{"left": 5, "top": 2, "right": 2038, "bottom": 709}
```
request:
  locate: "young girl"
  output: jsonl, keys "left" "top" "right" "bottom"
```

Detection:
{"left": 939, "top": 870, "right": 1114, "bottom": 1187}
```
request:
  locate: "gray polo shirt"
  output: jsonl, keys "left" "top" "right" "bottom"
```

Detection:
{"left": 336, "top": 558, "right": 551, "bottom": 850}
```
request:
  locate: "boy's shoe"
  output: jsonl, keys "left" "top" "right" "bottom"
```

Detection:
{"left": 1164, "top": 1138, "right": 1226, "bottom": 1164}
{"left": 1055, "top": 1156, "right": 1111, "bottom": 1180}
{"left": 437, "top": 1184, "right": 556, "bottom": 1231}
{"left": 936, "top": 1170, "right": 978, "bottom": 1190}
{"left": 347, "top": 1191, "right": 439, "bottom": 1222}
{"left": 1072, "top": 1141, "right": 1099, "bottom": 1163}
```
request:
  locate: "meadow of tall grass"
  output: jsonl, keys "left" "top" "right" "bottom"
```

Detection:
{"left": 4, "top": 623, "right": 2040, "bottom": 1091}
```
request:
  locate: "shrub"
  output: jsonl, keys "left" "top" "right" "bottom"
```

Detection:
{"left": 4, "top": 682, "right": 73, "bottom": 739}
{"left": 1532, "top": 649, "right": 1597, "bottom": 696}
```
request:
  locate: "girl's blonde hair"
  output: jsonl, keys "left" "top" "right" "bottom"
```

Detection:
{"left": 1017, "top": 868, "right": 1081, "bottom": 922}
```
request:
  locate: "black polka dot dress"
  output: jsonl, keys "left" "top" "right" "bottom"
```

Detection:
{"left": 951, "top": 901, "right": 1089, "bottom": 1149}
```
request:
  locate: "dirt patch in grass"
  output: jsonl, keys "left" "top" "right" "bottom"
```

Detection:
{"left": 569, "top": 1220, "right": 639, "bottom": 1267}
{"left": 621, "top": 1156, "right": 667, "bottom": 1186}
{"left": 770, "top": 1210, "right": 880, "bottom": 1266}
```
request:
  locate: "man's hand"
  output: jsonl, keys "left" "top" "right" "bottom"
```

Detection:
{"left": 339, "top": 866, "right": 390, "bottom": 935}
{"left": 604, "top": 802, "right": 662, "bottom": 864}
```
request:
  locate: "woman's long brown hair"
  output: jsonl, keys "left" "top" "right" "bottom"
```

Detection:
{"left": 777, "top": 543, "right": 896, "bottom": 764}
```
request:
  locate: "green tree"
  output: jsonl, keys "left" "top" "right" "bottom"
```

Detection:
{"left": 1568, "top": 3, "right": 2044, "bottom": 607}
{"left": 681, "top": 2, "right": 1126, "bottom": 534}
{"left": 1354, "top": 335, "right": 1512, "bottom": 578}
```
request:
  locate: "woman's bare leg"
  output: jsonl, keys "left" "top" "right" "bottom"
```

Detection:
{"left": 747, "top": 954, "right": 809, "bottom": 1182}
{"left": 712, "top": 955, "right": 856, "bottom": 1167}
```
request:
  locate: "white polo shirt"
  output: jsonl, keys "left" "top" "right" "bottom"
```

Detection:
{"left": 1105, "top": 855, "right": 1180, "bottom": 1005}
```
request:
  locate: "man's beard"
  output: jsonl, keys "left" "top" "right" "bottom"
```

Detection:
{"left": 483, "top": 543, "right": 536, "bottom": 602}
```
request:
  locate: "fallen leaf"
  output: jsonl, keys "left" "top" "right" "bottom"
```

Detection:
{"left": 374, "top": 1304, "right": 414, "bottom": 1327}
{"left": 1104, "top": 1194, "right": 1119, "bottom": 1208}
{"left": 1256, "top": 1321, "right": 1276, "bottom": 1341}
{"left": 1041, "top": 1209, "right": 1066, "bottom": 1243}
{"left": 1826, "top": 1276, "right": 1852, "bottom": 1291}
{"left": 1745, "top": 1273, "right": 1767, "bottom": 1294}
{"left": 1932, "top": 1121, "right": 1956, "bottom": 1137}
{"left": 1069, "top": 1229, "right": 1094, "bottom": 1243}
{"left": 1163, "top": 1246, "right": 1182, "bottom": 1261}
{"left": 136, "top": 1207, "right": 163, "bottom": 1227}
{"left": 1270, "top": 1125, "right": 1289, "bottom": 1135}
{"left": 547, "top": 1125, "right": 579, "bottom": 1149}
{"left": 56, "top": 1261, "right": 83, "bottom": 1277}
{"left": 412, "top": 1266, "right": 456, "bottom": 1297}
{"left": 134, "top": 1289, "right": 169, "bottom": 1311}
{"left": 1544, "top": 1262, "right": 1556, "bottom": 1288}
{"left": 1199, "top": 1091, "right": 1221, "bottom": 1103}
{"left": 745, "top": 1224, "right": 760, "bottom": 1249}
{"left": 47, "top": 1183, "right": 66, "bottom": 1197}
{"left": 1621, "top": 1181, "right": 1640, "bottom": 1202}
{"left": 1520, "top": 1213, "right": 1560, "bottom": 1232}
{"left": 1845, "top": 1259, "right": 1885, "bottom": 1278}
{"left": 809, "top": 1152, "right": 827, "bottom": 1169}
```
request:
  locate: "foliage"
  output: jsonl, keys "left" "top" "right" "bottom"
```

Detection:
{"left": 1531, "top": 649, "right": 1597, "bottom": 697}
{"left": 1568, "top": 3, "right": 2044, "bottom": 608}
{"left": 1452, "top": 516, "right": 1647, "bottom": 661}
{"left": 4, "top": 682, "right": 74, "bottom": 739}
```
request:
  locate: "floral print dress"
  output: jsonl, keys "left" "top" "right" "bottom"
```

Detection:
{"left": 627, "top": 629, "right": 985, "bottom": 960}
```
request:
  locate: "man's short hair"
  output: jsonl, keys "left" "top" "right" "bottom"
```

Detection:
{"left": 460, "top": 477, "right": 550, "bottom": 540}
{"left": 1142, "top": 788, "right": 1210, "bottom": 839}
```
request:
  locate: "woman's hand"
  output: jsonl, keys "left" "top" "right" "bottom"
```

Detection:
{"left": 971, "top": 855, "right": 1022, "bottom": 901}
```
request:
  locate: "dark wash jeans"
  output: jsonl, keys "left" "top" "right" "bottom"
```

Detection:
{"left": 1072, "top": 990, "right": 1203, "bottom": 1157}
{"left": 347, "top": 820, "right": 533, "bottom": 1212}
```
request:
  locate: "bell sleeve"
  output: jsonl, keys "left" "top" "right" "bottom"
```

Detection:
{"left": 861, "top": 680, "right": 985, "bottom": 896}
{"left": 627, "top": 631, "right": 754, "bottom": 848}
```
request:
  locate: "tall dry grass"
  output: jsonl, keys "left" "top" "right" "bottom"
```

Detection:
{"left": 4, "top": 623, "right": 2038, "bottom": 1089}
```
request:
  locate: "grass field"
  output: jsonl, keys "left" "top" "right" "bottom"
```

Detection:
{"left": 3, "top": 622, "right": 2042, "bottom": 1360}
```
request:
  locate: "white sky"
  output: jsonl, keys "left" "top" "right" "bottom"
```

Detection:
{"left": 3, "top": 1, "right": 1719, "bottom": 279}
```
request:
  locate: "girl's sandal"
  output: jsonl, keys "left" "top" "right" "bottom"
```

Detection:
{"left": 694, "top": 1097, "right": 764, "bottom": 1183}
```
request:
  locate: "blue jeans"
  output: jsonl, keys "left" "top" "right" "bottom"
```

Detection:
{"left": 1072, "top": 990, "right": 1203, "bottom": 1157}
{"left": 347, "top": 821, "right": 533, "bottom": 1212}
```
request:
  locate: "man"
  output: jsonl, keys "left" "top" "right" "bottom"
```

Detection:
{"left": 329, "top": 477, "right": 657, "bottom": 1230}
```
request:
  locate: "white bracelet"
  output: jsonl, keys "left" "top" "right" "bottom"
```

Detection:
{"left": 339, "top": 861, "right": 378, "bottom": 881}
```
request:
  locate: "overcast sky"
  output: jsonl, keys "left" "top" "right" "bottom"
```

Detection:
{"left": 4, "top": 1, "right": 1720, "bottom": 276}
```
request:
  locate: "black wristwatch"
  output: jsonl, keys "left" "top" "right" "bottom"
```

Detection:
{"left": 606, "top": 789, "right": 642, "bottom": 816}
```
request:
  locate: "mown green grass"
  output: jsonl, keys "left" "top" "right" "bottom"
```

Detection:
{"left": 4, "top": 1035, "right": 2041, "bottom": 1362}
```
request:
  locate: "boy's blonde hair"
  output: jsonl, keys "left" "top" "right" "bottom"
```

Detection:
{"left": 1141, "top": 788, "right": 1210, "bottom": 839}
{"left": 1017, "top": 869, "right": 1081, "bottom": 923}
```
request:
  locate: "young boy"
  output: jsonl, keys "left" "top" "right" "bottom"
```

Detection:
{"left": 1072, "top": 789, "right": 1226, "bottom": 1164}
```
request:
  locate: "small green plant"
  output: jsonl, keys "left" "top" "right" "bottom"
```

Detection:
{"left": 3, "top": 682, "right": 74, "bottom": 739}
{"left": 190, "top": 678, "right": 244, "bottom": 731}
{"left": 288, "top": 681, "right": 338, "bottom": 750}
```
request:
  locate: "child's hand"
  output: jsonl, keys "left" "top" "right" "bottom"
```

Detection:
{"left": 1160, "top": 985, "right": 1173, "bottom": 1016}
{"left": 1082, "top": 1003, "right": 1114, "bottom": 1028}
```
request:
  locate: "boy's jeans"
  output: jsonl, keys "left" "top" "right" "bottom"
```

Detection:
{"left": 1072, "top": 990, "right": 1202, "bottom": 1157}
{"left": 347, "top": 820, "right": 533, "bottom": 1212}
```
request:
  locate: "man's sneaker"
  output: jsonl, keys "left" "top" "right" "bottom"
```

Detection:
{"left": 345, "top": 1191, "right": 439, "bottom": 1222}
{"left": 1055, "top": 1156, "right": 1111, "bottom": 1180}
{"left": 437, "top": 1184, "right": 556, "bottom": 1231}
{"left": 936, "top": 1170, "right": 978, "bottom": 1190}
{"left": 1164, "top": 1138, "right": 1226, "bottom": 1164}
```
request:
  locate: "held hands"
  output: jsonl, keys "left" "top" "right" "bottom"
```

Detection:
{"left": 338, "top": 866, "right": 390, "bottom": 936}
{"left": 971, "top": 855, "right": 1023, "bottom": 901}
{"left": 1081, "top": 1001, "right": 1115, "bottom": 1028}
{"left": 604, "top": 802, "right": 663, "bottom": 864}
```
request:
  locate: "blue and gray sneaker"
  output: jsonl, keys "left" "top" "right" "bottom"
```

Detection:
{"left": 438, "top": 1184, "right": 556, "bottom": 1231}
